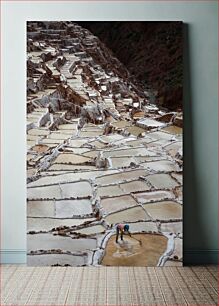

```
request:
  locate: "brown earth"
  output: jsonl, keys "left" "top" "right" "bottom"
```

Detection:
{"left": 101, "top": 233, "right": 167, "bottom": 266}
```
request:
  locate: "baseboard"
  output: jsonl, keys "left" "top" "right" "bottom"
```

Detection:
{"left": 0, "top": 250, "right": 26, "bottom": 264}
{"left": 184, "top": 249, "right": 218, "bottom": 265}
{"left": 1, "top": 249, "right": 218, "bottom": 265}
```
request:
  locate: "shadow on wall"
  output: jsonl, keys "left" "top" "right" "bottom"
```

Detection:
{"left": 183, "top": 24, "right": 213, "bottom": 265}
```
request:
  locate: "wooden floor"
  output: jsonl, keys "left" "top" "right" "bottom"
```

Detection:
{"left": 1, "top": 265, "right": 218, "bottom": 305}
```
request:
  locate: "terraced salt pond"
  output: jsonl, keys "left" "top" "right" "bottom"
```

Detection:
{"left": 27, "top": 181, "right": 92, "bottom": 200}
{"left": 101, "top": 234, "right": 167, "bottom": 266}
{"left": 133, "top": 190, "right": 175, "bottom": 204}
{"left": 146, "top": 173, "right": 179, "bottom": 189}
{"left": 143, "top": 201, "right": 182, "bottom": 221}
{"left": 28, "top": 170, "right": 119, "bottom": 187}
{"left": 148, "top": 131, "right": 175, "bottom": 141}
{"left": 101, "top": 195, "right": 138, "bottom": 214}
{"left": 89, "top": 140, "right": 107, "bottom": 149}
{"left": 41, "top": 139, "right": 63, "bottom": 145}
{"left": 127, "top": 221, "right": 158, "bottom": 233}
{"left": 103, "top": 147, "right": 157, "bottom": 158}
{"left": 53, "top": 153, "right": 91, "bottom": 164}
{"left": 48, "top": 164, "right": 96, "bottom": 171}
{"left": 27, "top": 217, "right": 95, "bottom": 232}
{"left": 59, "top": 124, "right": 78, "bottom": 130}
{"left": 55, "top": 199, "right": 92, "bottom": 217}
{"left": 160, "top": 222, "right": 182, "bottom": 234}
{"left": 27, "top": 253, "right": 87, "bottom": 266}
{"left": 79, "top": 131, "right": 103, "bottom": 137}
{"left": 27, "top": 135, "right": 41, "bottom": 141}
{"left": 47, "top": 133, "right": 72, "bottom": 140}
{"left": 97, "top": 185, "right": 125, "bottom": 198}
{"left": 75, "top": 225, "right": 105, "bottom": 235}
{"left": 119, "top": 180, "right": 150, "bottom": 193}
{"left": 97, "top": 181, "right": 150, "bottom": 197}
{"left": 126, "top": 137, "right": 154, "bottom": 146}
{"left": 145, "top": 160, "right": 180, "bottom": 172}
{"left": 105, "top": 206, "right": 150, "bottom": 224}
{"left": 164, "top": 141, "right": 182, "bottom": 157}
{"left": 161, "top": 125, "right": 182, "bottom": 135}
{"left": 126, "top": 126, "right": 146, "bottom": 137}
{"left": 96, "top": 169, "right": 148, "bottom": 185}
{"left": 65, "top": 147, "right": 91, "bottom": 154}
{"left": 99, "top": 134, "right": 125, "bottom": 143}
{"left": 28, "top": 129, "right": 50, "bottom": 136}
{"left": 110, "top": 157, "right": 136, "bottom": 168}
{"left": 69, "top": 139, "right": 90, "bottom": 147}
{"left": 28, "top": 233, "right": 97, "bottom": 252}
{"left": 27, "top": 201, "right": 55, "bottom": 217}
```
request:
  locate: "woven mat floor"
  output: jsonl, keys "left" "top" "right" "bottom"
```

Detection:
{"left": 1, "top": 265, "right": 218, "bottom": 305}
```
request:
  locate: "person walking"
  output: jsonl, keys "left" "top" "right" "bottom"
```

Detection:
{"left": 116, "top": 224, "right": 131, "bottom": 243}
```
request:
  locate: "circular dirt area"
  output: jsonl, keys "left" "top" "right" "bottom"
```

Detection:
{"left": 101, "top": 233, "right": 167, "bottom": 266}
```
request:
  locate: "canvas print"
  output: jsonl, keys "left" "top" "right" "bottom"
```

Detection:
{"left": 27, "top": 21, "right": 183, "bottom": 266}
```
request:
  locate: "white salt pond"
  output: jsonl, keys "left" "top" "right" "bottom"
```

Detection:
{"left": 27, "top": 201, "right": 55, "bottom": 217}
{"left": 128, "top": 221, "right": 158, "bottom": 233}
{"left": 126, "top": 137, "right": 155, "bottom": 146}
{"left": 160, "top": 221, "right": 182, "bottom": 234}
{"left": 48, "top": 164, "right": 96, "bottom": 171}
{"left": 47, "top": 133, "right": 71, "bottom": 140}
{"left": 69, "top": 139, "right": 89, "bottom": 147}
{"left": 59, "top": 124, "right": 78, "bottom": 130}
{"left": 143, "top": 201, "right": 182, "bottom": 221}
{"left": 161, "top": 125, "right": 182, "bottom": 135}
{"left": 144, "top": 160, "right": 180, "bottom": 172}
{"left": 164, "top": 141, "right": 182, "bottom": 158}
{"left": 27, "top": 181, "right": 92, "bottom": 200}
{"left": 103, "top": 147, "right": 156, "bottom": 158}
{"left": 89, "top": 140, "right": 107, "bottom": 149}
{"left": 28, "top": 170, "right": 119, "bottom": 187}
{"left": 41, "top": 139, "right": 62, "bottom": 144}
{"left": 146, "top": 173, "right": 179, "bottom": 189}
{"left": 27, "top": 217, "right": 95, "bottom": 232}
{"left": 65, "top": 147, "right": 91, "bottom": 154}
{"left": 27, "top": 233, "right": 97, "bottom": 252}
{"left": 79, "top": 131, "right": 103, "bottom": 137}
{"left": 133, "top": 190, "right": 175, "bottom": 204}
{"left": 119, "top": 180, "right": 151, "bottom": 193}
{"left": 53, "top": 153, "right": 91, "bottom": 164}
{"left": 101, "top": 195, "right": 138, "bottom": 214}
{"left": 55, "top": 199, "right": 92, "bottom": 217}
{"left": 137, "top": 118, "right": 165, "bottom": 129}
{"left": 75, "top": 225, "right": 105, "bottom": 235}
{"left": 105, "top": 206, "right": 150, "bottom": 224}
{"left": 148, "top": 131, "right": 175, "bottom": 141}
{"left": 27, "top": 253, "right": 87, "bottom": 266}
{"left": 97, "top": 185, "right": 125, "bottom": 198}
{"left": 27, "top": 135, "right": 41, "bottom": 141}
{"left": 96, "top": 169, "right": 147, "bottom": 185}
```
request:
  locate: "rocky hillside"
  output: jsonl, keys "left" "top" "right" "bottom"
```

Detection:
{"left": 79, "top": 22, "right": 183, "bottom": 110}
